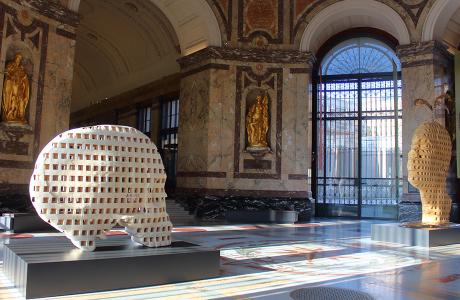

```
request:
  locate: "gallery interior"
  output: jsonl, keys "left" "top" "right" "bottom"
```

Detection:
{"left": 0, "top": 0, "right": 459, "bottom": 299}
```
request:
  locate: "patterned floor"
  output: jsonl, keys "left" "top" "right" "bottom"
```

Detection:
{"left": 1, "top": 219, "right": 460, "bottom": 299}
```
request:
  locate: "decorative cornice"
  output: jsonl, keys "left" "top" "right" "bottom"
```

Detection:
{"left": 396, "top": 41, "right": 451, "bottom": 59}
{"left": 176, "top": 171, "right": 227, "bottom": 178}
{"left": 55, "top": 27, "right": 76, "bottom": 39}
{"left": 177, "top": 46, "right": 315, "bottom": 69}
{"left": 397, "top": 41, "right": 453, "bottom": 69}
{"left": 16, "top": 0, "right": 80, "bottom": 27}
{"left": 175, "top": 187, "right": 309, "bottom": 198}
{"left": 181, "top": 63, "right": 230, "bottom": 78}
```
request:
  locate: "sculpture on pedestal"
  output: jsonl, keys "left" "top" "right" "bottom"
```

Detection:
{"left": 29, "top": 125, "right": 172, "bottom": 251}
{"left": 2, "top": 53, "right": 30, "bottom": 124}
{"left": 246, "top": 92, "right": 269, "bottom": 155}
{"left": 407, "top": 96, "right": 453, "bottom": 226}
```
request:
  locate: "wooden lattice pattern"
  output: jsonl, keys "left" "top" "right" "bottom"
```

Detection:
{"left": 408, "top": 121, "right": 452, "bottom": 225}
{"left": 30, "top": 125, "right": 172, "bottom": 251}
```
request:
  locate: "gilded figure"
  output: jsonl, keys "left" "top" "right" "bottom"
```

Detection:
{"left": 2, "top": 53, "right": 30, "bottom": 124}
{"left": 246, "top": 93, "right": 269, "bottom": 148}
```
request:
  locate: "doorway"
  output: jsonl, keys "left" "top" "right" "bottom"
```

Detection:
{"left": 313, "top": 37, "right": 402, "bottom": 219}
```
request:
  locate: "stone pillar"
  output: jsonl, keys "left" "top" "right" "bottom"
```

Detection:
{"left": 397, "top": 41, "right": 458, "bottom": 222}
{"left": 0, "top": 1, "right": 78, "bottom": 212}
{"left": 176, "top": 46, "right": 314, "bottom": 219}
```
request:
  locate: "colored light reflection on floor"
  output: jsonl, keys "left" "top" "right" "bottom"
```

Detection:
{"left": 220, "top": 243, "right": 343, "bottom": 260}
{"left": 0, "top": 220, "right": 459, "bottom": 300}
{"left": 0, "top": 251, "right": 422, "bottom": 300}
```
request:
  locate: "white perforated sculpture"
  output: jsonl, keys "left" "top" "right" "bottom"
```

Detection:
{"left": 30, "top": 125, "right": 172, "bottom": 251}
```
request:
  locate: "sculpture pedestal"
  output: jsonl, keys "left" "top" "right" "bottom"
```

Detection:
{"left": 0, "top": 212, "right": 54, "bottom": 232}
{"left": 3, "top": 236, "right": 220, "bottom": 299}
{"left": 225, "top": 209, "right": 298, "bottom": 223}
{"left": 371, "top": 223, "right": 460, "bottom": 247}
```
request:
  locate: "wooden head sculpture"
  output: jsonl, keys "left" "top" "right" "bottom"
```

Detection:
{"left": 30, "top": 125, "right": 172, "bottom": 251}
{"left": 407, "top": 121, "right": 452, "bottom": 225}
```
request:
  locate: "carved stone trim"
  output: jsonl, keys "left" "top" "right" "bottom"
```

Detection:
{"left": 177, "top": 46, "right": 315, "bottom": 69}
{"left": 56, "top": 27, "right": 76, "bottom": 40}
{"left": 289, "top": 67, "right": 311, "bottom": 74}
{"left": 211, "top": 0, "right": 233, "bottom": 41}
{"left": 14, "top": 0, "right": 80, "bottom": 27}
{"left": 0, "top": 3, "right": 49, "bottom": 167}
{"left": 243, "top": 159, "right": 272, "bottom": 170}
{"left": 234, "top": 66, "right": 282, "bottom": 180}
{"left": 397, "top": 41, "right": 453, "bottom": 68}
{"left": 0, "top": 159, "right": 33, "bottom": 168}
{"left": 290, "top": 0, "right": 324, "bottom": 44}
{"left": 397, "top": 41, "right": 449, "bottom": 58}
{"left": 288, "top": 174, "right": 308, "bottom": 180}
{"left": 176, "top": 171, "right": 227, "bottom": 178}
{"left": 0, "top": 182, "right": 28, "bottom": 193}
{"left": 401, "top": 59, "right": 434, "bottom": 68}
{"left": 237, "top": 0, "right": 284, "bottom": 44}
{"left": 181, "top": 63, "right": 230, "bottom": 78}
{"left": 393, "top": 0, "right": 429, "bottom": 26}
{"left": 175, "top": 187, "right": 308, "bottom": 198}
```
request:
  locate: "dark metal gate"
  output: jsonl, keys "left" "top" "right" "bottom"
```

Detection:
{"left": 314, "top": 73, "right": 402, "bottom": 218}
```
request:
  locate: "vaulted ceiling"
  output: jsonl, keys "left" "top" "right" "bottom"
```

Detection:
{"left": 71, "top": 0, "right": 180, "bottom": 112}
{"left": 443, "top": 8, "right": 460, "bottom": 51}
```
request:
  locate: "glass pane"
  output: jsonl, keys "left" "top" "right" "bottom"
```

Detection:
{"left": 160, "top": 98, "right": 180, "bottom": 190}
{"left": 321, "top": 38, "right": 400, "bottom": 76}
{"left": 316, "top": 38, "right": 401, "bottom": 219}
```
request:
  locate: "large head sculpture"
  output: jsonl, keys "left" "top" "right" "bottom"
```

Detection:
{"left": 407, "top": 121, "right": 452, "bottom": 225}
{"left": 30, "top": 125, "right": 172, "bottom": 251}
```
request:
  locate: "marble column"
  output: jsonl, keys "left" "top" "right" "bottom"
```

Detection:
{"left": 397, "top": 41, "right": 458, "bottom": 222}
{"left": 175, "top": 46, "right": 315, "bottom": 219}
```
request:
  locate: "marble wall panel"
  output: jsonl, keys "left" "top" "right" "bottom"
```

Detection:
{"left": 398, "top": 41, "right": 457, "bottom": 202}
{"left": 0, "top": 1, "right": 77, "bottom": 208}
{"left": 177, "top": 70, "right": 211, "bottom": 174}
{"left": 177, "top": 49, "right": 313, "bottom": 198}
{"left": 400, "top": 64, "right": 434, "bottom": 195}
{"left": 207, "top": 67, "right": 236, "bottom": 173}
{"left": 209, "top": 0, "right": 434, "bottom": 49}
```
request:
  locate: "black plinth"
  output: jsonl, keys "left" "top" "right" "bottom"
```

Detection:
{"left": 225, "top": 209, "right": 298, "bottom": 223}
{"left": 3, "top": 235, "right": 220, "bottom": 299}
{"left": 371, "top": 223, "right": 460, "bottom": 247}
{"left": 0, "top": 212, "right": 54, "bottom": 232}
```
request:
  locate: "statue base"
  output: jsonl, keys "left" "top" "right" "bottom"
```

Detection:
{"left": 371, "top": 223, "right": 460, "bottom": 247}
{"left": 245, "top": 146, "right": 270, "bottom": 158}
{"left": 0, "top": 212, "right": 54, "bottom": 233}
{"left": 0, "top": 121, "right": 32, "bottom": 132}
{"left": 3, "top": 235, "right": 220, "bottom": 299}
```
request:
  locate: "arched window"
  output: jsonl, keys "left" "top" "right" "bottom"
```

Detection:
{"left": 321, "top": 38, "right": 400, "bottom": 75}
{"left": 314, "top": 37, "right": 402, "bottom": 219}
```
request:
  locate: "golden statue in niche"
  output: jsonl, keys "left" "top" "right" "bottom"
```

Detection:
{"left": 407, "top": 99, "right": 453, "bottom": 226}
{"left": 1, "top": 53, "right": 30, "bottom": 124}
{"left": 246, "top": 93, "right": 269, "bottom": 149}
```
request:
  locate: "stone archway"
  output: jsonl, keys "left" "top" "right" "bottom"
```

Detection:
{"left": 151, "top": 0, "right": 221, "bottom": 55}
{"left": 68, "top": 0, "right": 221, "bottom": 55}
{"left": 422, "top": 0, "right": 460, "bottom": 43}
{"left": 298, "top": 0, "right": 411, "bottom": 54}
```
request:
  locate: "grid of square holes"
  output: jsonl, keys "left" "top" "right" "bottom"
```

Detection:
{"left": 30, "top": 125, "right": 172, "bottom": 251}
{"left": 409, "top": 122, "right": 453, "bottom": 225}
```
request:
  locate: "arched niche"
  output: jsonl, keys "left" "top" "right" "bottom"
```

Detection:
{"left": 2, "top": 42, "right": 37, "bottom": 126}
